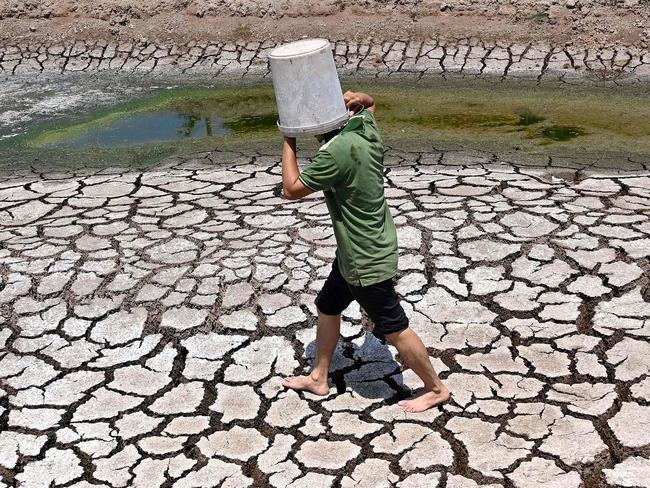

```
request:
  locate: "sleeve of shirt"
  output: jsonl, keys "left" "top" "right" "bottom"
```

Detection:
{"left": 363, "top": 108, "right": 378, "bottom": 127}
{"left": 298, "top": 150, "right": 342, "bottom": 192}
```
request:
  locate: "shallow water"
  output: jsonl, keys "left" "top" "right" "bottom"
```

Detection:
{"left": 65, "top": 112, "right": 230, "bottom": 147}
{"left": 1, "top": 77, "right": 649, "bottom": 170}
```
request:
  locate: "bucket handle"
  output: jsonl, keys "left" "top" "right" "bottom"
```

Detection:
{"left": 348, "top": 103, "right": 365, "bottom": 116}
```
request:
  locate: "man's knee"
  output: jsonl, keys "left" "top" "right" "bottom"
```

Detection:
{"left": 314, "top": 285, "right": 352, "bottom": 317}
{"left": 374, "top": 322, "right": 409, "bottom": 343}
{"left": 316, "top": 306, "right": 341, "bottom": 318}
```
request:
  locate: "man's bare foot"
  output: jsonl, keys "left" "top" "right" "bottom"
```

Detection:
{"left": 398, "top": 387, "right": 451, "bottom": 413}
{"left": 281, "top": 374, "right": 330, "bottom": 396}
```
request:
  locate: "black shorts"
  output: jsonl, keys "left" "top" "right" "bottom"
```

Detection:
{"left": 314, "top": 258, "right": 409, "bottom": 340}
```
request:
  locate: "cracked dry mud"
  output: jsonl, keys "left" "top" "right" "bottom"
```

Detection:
{"left": 0, "top": 149, "right": 649, "bottom": 487}
{"left": 2, "top": 39, "right": 650, "bottom": 83}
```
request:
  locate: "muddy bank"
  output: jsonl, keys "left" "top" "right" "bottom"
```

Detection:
{"left": 0, "top": 1, "right": 648, "bottom": 49}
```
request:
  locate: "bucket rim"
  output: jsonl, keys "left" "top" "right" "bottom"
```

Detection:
{"left": 278, "top": 112, "right": 349, "bottom": 137}
{"left": 269, "top": 38, "right": 331, "bottom": 59}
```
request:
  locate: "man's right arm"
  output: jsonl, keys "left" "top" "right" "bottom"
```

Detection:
{"left": 281, "top": 136, "right": 314, "bottom": 201}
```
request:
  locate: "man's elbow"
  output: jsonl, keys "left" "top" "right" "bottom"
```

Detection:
{"left": 282, "top": 178, "right": 314, "bottom": 200}
{"left": 282, "top": 186, "right": 301, "bottom": 200}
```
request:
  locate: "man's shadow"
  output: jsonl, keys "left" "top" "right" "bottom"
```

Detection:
{"left": 302, "top": 329, "right": 413, "bottom": 404}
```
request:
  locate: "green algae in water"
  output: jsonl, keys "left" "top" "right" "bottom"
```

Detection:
{"left": 397, "top": 112, "right": 515, "bottom": 129}
{"left": 0, "top": 86, "right": 283, "bottom": 167}
{"left": 224, "top": 113, "right": 278, "bottom": 132}
{"left": 540, "top": 125, "right": 586, "bottom": 141}
{"left": 516, "top": 109, "right": 546, "bottom": 126}
{"left": 3, "top": 79, "right": 650, "bottom": 169}
{"left": 357, "top": 80, "right": 649, "bottom": 157}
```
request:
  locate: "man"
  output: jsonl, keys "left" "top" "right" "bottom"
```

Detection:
{"left": 280, "top": 90, "right": 450, "bottom": 413}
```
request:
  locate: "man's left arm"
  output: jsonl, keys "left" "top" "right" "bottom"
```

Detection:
{"left": 282, "top": 136, "right": 314, "bottom": 200}
{"left": 344, "top": 91, "right": 375, "bottom": 113}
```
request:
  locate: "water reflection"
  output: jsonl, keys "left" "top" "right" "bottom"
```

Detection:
{"left": 179, "top": 114, "right": 230, "bottom": 138}
{"left": 67, "top": 112, "right": 229, "bottom": 148}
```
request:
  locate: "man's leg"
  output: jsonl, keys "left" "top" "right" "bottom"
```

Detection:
{"left": 349, "top": 277, "right": 450, "bottom": 412}
{"left": 282, "top": 309, "right": 340, "bottom": 395}
{"left": 282, "top": 257, "right": 353, "bottom": 396}
{"left": 384, "top": 328, "right": 450, "bottom": 412}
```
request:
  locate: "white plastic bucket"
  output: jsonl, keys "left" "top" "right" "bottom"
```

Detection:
{"left": 269, "top": 39, "right": 349, "bottom": 137}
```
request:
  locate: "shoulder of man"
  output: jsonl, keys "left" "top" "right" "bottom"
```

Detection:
{"left": 318, "top": 132, "right": 359, "bottom": 168}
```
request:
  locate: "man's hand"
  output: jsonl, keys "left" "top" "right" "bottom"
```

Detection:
{"left": 343, "top": 91, "right": 375, "bottom": 114}
{"left": 281, "top": 136, "right": 313, "bottom": 200}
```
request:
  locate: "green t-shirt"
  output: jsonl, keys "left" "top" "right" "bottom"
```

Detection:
{"left": 299, "top": 109, "right": 398, "bottom": 286}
